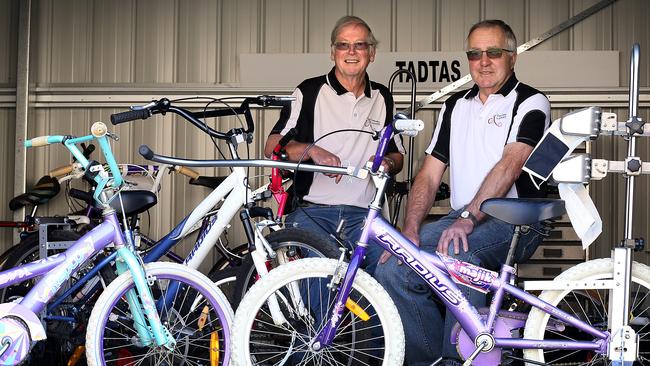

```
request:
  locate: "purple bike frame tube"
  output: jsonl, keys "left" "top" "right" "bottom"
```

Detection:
{"left": 423, "top": 251, "right": 608, "bottom": 349}
{"left": 368, "top": 215, "right": 488, "bottom": 340}
{"left": 20, "top": 213, "right": 124, "bottom": 313}
{"left": 0, "top": 254, "right": 66, "bottom": 288}
{"left": 485, "top": 265, "right": 514, "bottom": 331}
{"left": 317, "top": 210, "right": 375, "bottom": 346}
{"left": 499, "top": 282, "right": 609, "bottom": 341}
{"left": 371, "top": 124, "right": 394, "bottom": 172}
{"left": 496, "top": 337, "right": 605, "bottom": 352}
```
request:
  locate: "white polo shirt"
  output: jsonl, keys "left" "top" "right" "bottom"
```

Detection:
{"left": 272, "top": 68, "right": 402, "bottom": 208}
{"left": 425, "top": 74, "right": 551, "bottom": 210}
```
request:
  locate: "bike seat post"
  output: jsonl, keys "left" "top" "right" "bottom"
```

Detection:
{"left": 504, "top": 225, "right": 523, "bottom": 268}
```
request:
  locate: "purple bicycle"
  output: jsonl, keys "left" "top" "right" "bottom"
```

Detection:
{"left": 0, "top": 122, "right": 233, "bottom": 365}
{"left": 229, "top": 46, "right": 650, "bottom": 366}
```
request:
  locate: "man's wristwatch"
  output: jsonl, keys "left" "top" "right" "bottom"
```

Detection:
{"left": 460, "top": 210, "right": 479, "bottom": 226}
{"left": 383, "top": 156, "right": 395, "bottom": 172}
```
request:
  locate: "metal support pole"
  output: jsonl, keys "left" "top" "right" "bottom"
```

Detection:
{"left": 623, "top": 44, "right": 640, "bottom": 240}
{"left": 13, "top": 0, "right": 31, "bottom": 244}
{"left": 618, "top": 43, "right": 640, "bottom": 330}
{"left": 388, "top": 69, "right": 416, "bottom": 187}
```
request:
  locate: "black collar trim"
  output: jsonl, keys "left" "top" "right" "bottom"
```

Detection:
{"left": 464, "top": 73, "right": 519, "bottom": 99}
{"left": 326, "top": 67, "right": 372, "bottom": 97}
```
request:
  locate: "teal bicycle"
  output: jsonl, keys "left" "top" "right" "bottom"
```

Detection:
{"left": 5, "top": 121, "right": 233, "bottom": 365}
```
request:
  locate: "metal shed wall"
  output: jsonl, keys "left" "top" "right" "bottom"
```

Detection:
{"left": 0, "top": 0, "right": 649, "bottom": 271}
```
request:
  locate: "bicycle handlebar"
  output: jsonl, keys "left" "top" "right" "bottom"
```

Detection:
{"left": 49, "top": 164, "right": 75, "bottom": 178}
{"left": 174, "top": 166, "right": 200, "bottom": 180}
{"left": 25, "top": 135, "right": 65, "bottom": 147}
{"left": 111, "top": 95, "right": 295, "bottom": 141}
{"left": 25, "top": 122, "right": 124, "bottom": 204}
{"left": 139, "top": 144, "right": 368, "bottom": 179}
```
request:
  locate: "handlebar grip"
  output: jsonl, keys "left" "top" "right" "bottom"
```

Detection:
{"left": 49, "top": 164, "right": 74, "bottom": 178}
{"left": 257, "top": 95, "right": 296, "bottom": 107}
{"left": 139, "top": 145, "right": 154, "bottom": 160}
{"left": 26, "top": 136, "right": 51, "bottom": 147}
{"left": 393, "top": 119, "right": 424, "bottom": 132}
{"left": 278, "top": 128, "right": 297, "bottom": 147}
{"left": 175, "top": 166, "right": 200, "bottom": 180}
{"left": 110, "top": 109, "right": 151, "bottom": 125}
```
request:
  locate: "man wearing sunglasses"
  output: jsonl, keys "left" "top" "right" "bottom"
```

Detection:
{"left": 264, "top": 15, "right": 403, "bottom": 276}
{"left": 376, "top": 19, "right": 550, "bottom": 365}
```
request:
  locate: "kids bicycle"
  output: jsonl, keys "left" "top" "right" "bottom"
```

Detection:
{"left": 227, "top": 45, "right": 649, "bottom": 365}
{"left": 0, "top": 161, "right": 225, "bottom": 365}
{"left": 0, "top": 121, "right": 233, "bottom": 366}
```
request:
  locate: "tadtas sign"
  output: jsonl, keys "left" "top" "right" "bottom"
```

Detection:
{"left": 240, "top": 51, "right": 618, "bottom": 90}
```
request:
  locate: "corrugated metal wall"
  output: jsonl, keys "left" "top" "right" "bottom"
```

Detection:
{"left": 0, "top": 0, "right": 649, "bottom": 271}
{"left": 0, "top": 0, "right": 18, "bottom": 254}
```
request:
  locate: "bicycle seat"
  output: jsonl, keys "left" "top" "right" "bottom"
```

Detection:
{"left": 107, "top": 190, "right": 158, "bottom": 217}
{"left": 189, "top": 176, "right": 227, "bottom": 189}
{"left": 480, "top": 198, "right": 565, "bottom": 225}
{"left": 9, "top": 175, "right": 61, "bottom": 211}
{"left": 70, "top": 187, "right": 157, "bottom": 217}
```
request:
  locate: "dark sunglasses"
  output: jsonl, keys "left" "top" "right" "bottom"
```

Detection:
{"left": 333, "top": 41, "right": 373, "bottom": 51}
{"left": 466, "top": 47, "right": 514, "bottom": 61}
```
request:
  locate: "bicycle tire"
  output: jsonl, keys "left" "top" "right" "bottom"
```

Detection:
{"left": 0, "top": 242, "right": 19, "bottom": 268}
{"left": 208, "top": 227, "right": 341, "bottom": 309}
{"left": 523, "top": 258, "right": 650, "bottom": 365}
{"left": 231, "top": 258, "right": 405, "bottom": 366}
{"left": 85, "top": 262, "right": 234, "bottom": 366}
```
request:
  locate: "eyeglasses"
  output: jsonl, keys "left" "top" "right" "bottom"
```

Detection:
{"left": 333, "top": 41, "right": 373, "bottom": 52}
{"left": 465, "top": 47, "right": 514, "bottom": 61}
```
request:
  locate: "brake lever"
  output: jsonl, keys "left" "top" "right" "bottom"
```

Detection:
{"left": 106, "top": 132, "right": 120, "bottom": 141}
{"left": 132, "top": 101, "right": 157, "bottom": 111}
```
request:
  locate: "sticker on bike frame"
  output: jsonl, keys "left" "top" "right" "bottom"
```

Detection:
{"left": 437, "top": 253, "right": 498, "bottom": 293}
{"left": 376, "top": 231, "right": 462, "bottom": 305}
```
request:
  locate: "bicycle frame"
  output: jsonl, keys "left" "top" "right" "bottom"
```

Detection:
{"left": 0, "top": 211, "right": 177, "bottom": 347}
{"left": 0, "top": 125, "right": 183, "bottom": 354}
{"left": 312, "top": 122, "right": 611, "bottom": 357}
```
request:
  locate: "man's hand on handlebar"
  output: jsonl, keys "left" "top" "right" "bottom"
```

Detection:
{"left": 307, "top": 146, "right": 343, "bottom": 183}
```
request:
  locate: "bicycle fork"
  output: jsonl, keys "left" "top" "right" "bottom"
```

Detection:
{"left": 311, "top": 244, "right": 367, "bottom": 350}
{"left": 115, "top": 246, "right": 175, "bottom": 350}
{"left": 251, "top": 219, "right": 308, "bottom": 325}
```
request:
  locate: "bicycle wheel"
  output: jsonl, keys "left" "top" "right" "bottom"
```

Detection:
{"left": 523, "top": 258, "right": 650, "bottom": 365}
{"left": 85, "top": 262, "right": 234, "bottom": 366}
{"left": 231, "top": 258, "right": 405, "bottom": 366}
{"left": 209, "top": 227, "right": 340, "bottom": 308}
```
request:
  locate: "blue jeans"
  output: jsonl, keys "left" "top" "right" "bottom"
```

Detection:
{"left": 286, "top": 203, "right": 382, "bottom": 275}
{"left": 374, "top": 208, "right": 543, "bottom": 365}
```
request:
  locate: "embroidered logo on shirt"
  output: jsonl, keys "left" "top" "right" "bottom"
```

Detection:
{"left": 364, "top": 118, "right": 382, "bottom": 132}
{"left": 487, "top": 113, "right": 507, "bottom": 127}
